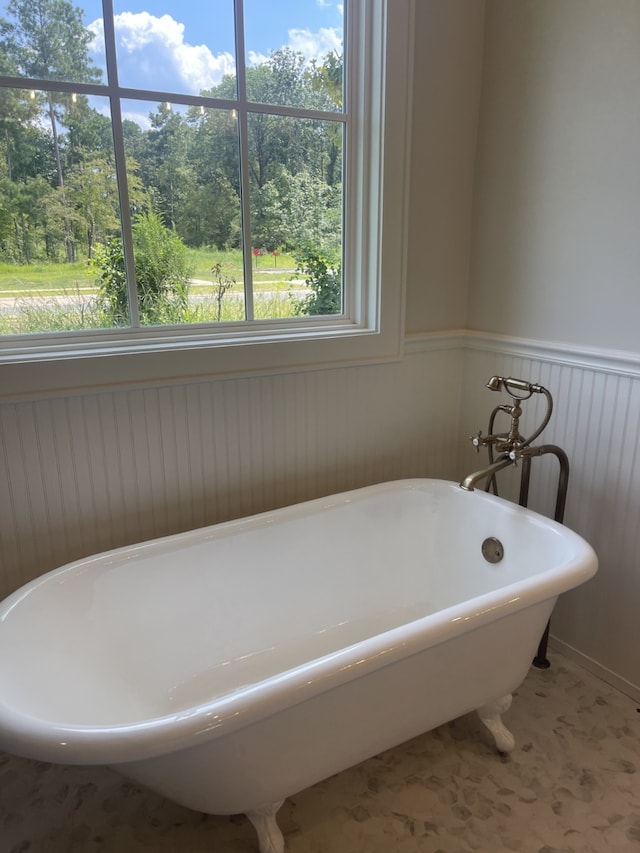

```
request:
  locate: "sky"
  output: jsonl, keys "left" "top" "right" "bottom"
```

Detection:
{"left": 80, "top": 0, "right": 344, "bottom": 96}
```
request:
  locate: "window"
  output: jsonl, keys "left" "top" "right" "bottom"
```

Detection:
{"left": 0, "top": 1, "right": 414, "bottom": 396}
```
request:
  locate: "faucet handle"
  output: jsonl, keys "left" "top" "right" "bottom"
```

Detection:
{"left": 470, "top": 430, "right": 484, "bottom": 453}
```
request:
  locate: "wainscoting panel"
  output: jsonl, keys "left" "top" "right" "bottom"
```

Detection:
{"left": 461, "top": 335, "right": 640, "bottom": 700}
{"left": 0, "top": 342, "right": 464, "bottom": 600}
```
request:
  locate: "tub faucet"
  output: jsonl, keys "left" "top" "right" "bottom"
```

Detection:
{"left": 460, "top": 454, "right": 516, "bottom": 492}
{"left": 460, "top": 376, "right": 553, "bottom": 492}
{"left": 460, "top": 378, "right": 571, "bottom": 670}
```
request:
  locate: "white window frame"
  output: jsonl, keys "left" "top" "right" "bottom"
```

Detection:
{"left": 0, "top": 0, "right": 414, "bottom": 399}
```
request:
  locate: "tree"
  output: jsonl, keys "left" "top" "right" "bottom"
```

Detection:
{"left": 2, "top": 174, "right": 57, "bottom": 262}
{"left": 66, "top": 155, "right": 122, "bottom": 259}
{"left": 0, "top": 0, "right": 102, "bottom": 261}
{"left": 309, "top": 51, "right": 343, "bottom": 112}
{"left": 0, "top": 3, "right": 346, "bottom": 273}
{"left": 64, "top": 98, "right": 114, "bottom": 169}
{"left": 198, "top": 48, "right": 344, "bottom": 262}
{"left": 179, "top": 176, "right": 241, "bottom": 250}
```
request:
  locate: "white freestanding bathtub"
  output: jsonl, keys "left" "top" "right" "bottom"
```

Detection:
{"left": 0, "top": 478, "right": 597, "bottom": 852}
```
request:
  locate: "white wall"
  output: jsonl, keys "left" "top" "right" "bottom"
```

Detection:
{"left": 406, "top": 0, "right": 485, "bottom": 333}
{"left": 468, "top": 0, "right": 640, "bottom": 351}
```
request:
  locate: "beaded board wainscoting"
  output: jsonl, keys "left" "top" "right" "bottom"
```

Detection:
{"left": 460, "top": 332, "right": 640, "bottom": 704}
{"left": 0, "top": 338, "right": 463, "bottom": 601}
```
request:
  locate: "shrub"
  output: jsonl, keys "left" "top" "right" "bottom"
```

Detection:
{"left": 92, "top": 238, "right": 128, "bottom": 324}
{"left": 93, "top": 212, "right": 194, "bottom": 325}
{"left": 293, "top": 245, "right": 341, "bottom": 316}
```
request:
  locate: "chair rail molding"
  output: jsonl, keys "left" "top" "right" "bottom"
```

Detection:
{"left": 463, "top": 330, "right": 640, "bottom": 378}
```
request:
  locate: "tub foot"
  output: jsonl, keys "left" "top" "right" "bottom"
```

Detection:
{"left": 245, "top": 800, "right": 285, "bottom": 853}
{"left": 477, "top": 694, "right": 515, "bottom": 753}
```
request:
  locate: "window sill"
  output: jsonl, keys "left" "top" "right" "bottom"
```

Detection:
{"left": 0, "top": 313, "right": 405, "bottom": 400}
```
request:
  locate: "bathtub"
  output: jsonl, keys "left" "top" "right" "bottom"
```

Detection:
{"left": 0, "top": 478, "right": 597, "bottom": 852}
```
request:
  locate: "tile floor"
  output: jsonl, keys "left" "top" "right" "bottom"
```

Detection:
{"left": 2, "top": 651, "right": 639, "bottom": 853}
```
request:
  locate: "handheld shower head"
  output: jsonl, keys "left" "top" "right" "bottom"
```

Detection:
{"left": 485, "top": 376, "right": 545, "bottom": 397}
{"left": 485, "top": 376, "right": 504, "bottom": 392}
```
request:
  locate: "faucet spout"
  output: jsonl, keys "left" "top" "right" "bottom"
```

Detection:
{"left": 459, "top": 454, "right": 514, "bottom": 491}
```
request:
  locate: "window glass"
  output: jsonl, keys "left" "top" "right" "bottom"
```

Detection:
{"left": 0, "top": 0, "right": 104, "bottom": 84}
{"left": 244, "top": 0, "right": 344, "bottom": 111}
{"left": 0, "top": 87, "right": 121, "bottom": 334}
{"left": 110, "top": 0, "right": 236, "bottom": 97}
{"left": 247, "top": 113, "right": 343, "bottom": 318}
{"left": 121, "top": 99, "right": 246, "bottom": 325}
{"left": 0, "top": 0, "right": 346, "bottom": 335}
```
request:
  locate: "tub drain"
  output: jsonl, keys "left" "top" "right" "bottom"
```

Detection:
{"left": 482, "top": 537, "right": 504, "bottom": 563}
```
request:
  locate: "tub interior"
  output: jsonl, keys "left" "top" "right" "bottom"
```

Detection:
{"left": 0, "top": 480, "right": 583, "bottom": 726}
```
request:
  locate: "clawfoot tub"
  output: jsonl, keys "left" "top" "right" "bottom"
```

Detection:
{"left": 0, "top": 479, "right": 597, "bottom": 852}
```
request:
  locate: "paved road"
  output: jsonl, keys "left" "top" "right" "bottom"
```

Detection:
{"left": 0, "top": 287, "right": 309, "bottom": 315}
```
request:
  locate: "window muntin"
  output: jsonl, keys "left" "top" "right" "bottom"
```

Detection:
{"left": 0, "top": 0, "right": 346, "bottom": 335}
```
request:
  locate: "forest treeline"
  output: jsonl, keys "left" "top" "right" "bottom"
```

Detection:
{"left": 0, "top": 0, "right": 344, "bottom": 269}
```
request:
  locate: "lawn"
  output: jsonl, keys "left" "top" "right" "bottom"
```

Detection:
{"left": 0, "top": 260, "right": 95, "bottom": 296}
{"left": 0, "top": 248, "right": 301, "bottom": 297}
{"left": 0, "top": 248, "right": 307, "bottom": 334}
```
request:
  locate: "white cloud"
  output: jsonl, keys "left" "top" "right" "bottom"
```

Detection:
{"left": 247, "top": 27, "right": 343, "bottom": 68}
{"left": 88, "top": 12, "right": 234, "bottom": 95}
{"left": 87, "top": 18, "right": 105, "bottom": 55}
{"left": 120, "top": 110, "right": 153, "bottom": 131}
{"left": 88, "top": 13, "right": 342, "bottom": 95}
{"left": 287, "top": 27, "right": 342, "bottom": 62}
{"left": 88, "top": 98, "right": 152, "bottom": 131}
{"left": 247, "top": 50, "right": 270, "bottom": 68}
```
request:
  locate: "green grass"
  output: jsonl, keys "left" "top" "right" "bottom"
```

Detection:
{"left": 188, "top": 247, "right": 299, "bottom": 292}
{"left": 0, "top": 260, "right": 94, "bottom": 295}
{"left": 0, "top": 248, "right": 300, "bottom": 297}
{"left": 0, "top": 249, "right": 306, "bottom": 334}
{"left": 0, "top": 295, "right": 300, "bottom": 335}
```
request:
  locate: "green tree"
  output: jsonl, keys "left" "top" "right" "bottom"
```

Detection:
{"left": 309, "top": 51, "right": 343, "bottom": 110}
{"left": 205, "top": 50, "right": 326, "bottom": 192}
{"left": 66, "top": 155, "right": 121, "bottom": 259}
{"left": 253, "top": 167, "right": 340, "bottom": 251}
{"left": 66, "top": 154, "right": 147, "bottom": 259}
{"left": 134, "top": 104, "right": 194, "bottom": 233}
{"left": 1, "top": 173, "right": 57, "bottom": 262}
{"left": 183, "top": 106, "right": 241, "bottom": 247}
{"left": 179, "top": 176, "right": 241, "bottom": 250}
{"left": 64, "top": 98, "right": 114, "bottom": 169}
{"left": 204, "top": 50, "right": 344, "bottom": 256}
{"left": 0, "top": 0, "right": 102, "bottom": 262}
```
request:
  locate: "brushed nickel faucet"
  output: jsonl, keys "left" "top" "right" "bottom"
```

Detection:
{"left": 461, "top": 377, "right": 571, "bottom": 670}
{"left": 460, "top": 376, "right": 554, "bottom": 491}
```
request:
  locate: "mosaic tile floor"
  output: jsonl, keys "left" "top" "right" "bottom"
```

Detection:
{"left": 2, "top": 651, "right": 639, "bottom": 852}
